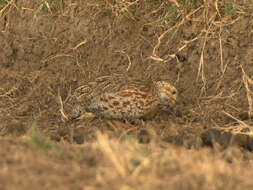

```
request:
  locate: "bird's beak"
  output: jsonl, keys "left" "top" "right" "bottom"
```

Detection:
{"left": 170, "top": 97, "right": 176, "bottom": 105}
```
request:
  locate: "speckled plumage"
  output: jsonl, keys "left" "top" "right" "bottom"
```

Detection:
{"left": 84, "top": 81, "right": 178, "bottom": 119}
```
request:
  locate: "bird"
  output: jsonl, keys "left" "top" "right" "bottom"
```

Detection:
{"left": 78, "top": 81, "right": 178, "bottom": 120}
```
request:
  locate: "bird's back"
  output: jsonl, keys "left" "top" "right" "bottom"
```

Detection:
{"left": 86, "top": 86, "right": 159, "bottom": 119}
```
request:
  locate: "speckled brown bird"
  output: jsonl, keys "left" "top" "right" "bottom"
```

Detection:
{"left": 82, "top": 81, "right": 178, "bottom": 120}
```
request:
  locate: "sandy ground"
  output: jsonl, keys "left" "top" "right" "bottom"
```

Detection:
{"left": 0, "top": 0, "right": 253, "bottom": 189}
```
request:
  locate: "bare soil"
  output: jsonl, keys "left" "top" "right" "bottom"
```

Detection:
{"left": 0, "top": 0, "right": 253, "bottom": 189}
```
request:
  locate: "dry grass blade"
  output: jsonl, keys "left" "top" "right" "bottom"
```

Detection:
{"left": 152, "top": 5, "right": 203, "bottom": 59}
{"left": 97, "top": 132, "right": 127, "bottom": 177}
{"left": 0, "top": 0, "right": 15, "bottom": 16}
{"left": 41, "top": 54, "right": 74, "bottom": 64}
{"left": 58, "top": 88, "right": 69, "bottom": 121}
{"left": 219, "top": 27, "right": 226, "bottom": 74}
{"left": 72, "top": 40, "right": 87, "bottom": 50}
{"left": 42, "top": 0, "right": 52, "bottom": 14}
{"left": 222, "top": 111, "right": 249, "bottom": 128}
{"left": 196, "top": 12, "right": 217, "bottom": 95}
{"left": 215, "top": 0, "right": 221, "bottom": 18}
{"left": 115, "top": 50, "right": 132, "bottom": 72}
{"left": 241, "top": 65, "right": 253, "bottom": 118}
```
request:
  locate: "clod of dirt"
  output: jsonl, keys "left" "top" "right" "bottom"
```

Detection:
{"left": 201, "top": 126, "right": 253, "bottom": 151}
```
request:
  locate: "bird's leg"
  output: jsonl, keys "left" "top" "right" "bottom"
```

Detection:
{"left": 105, "top": 119, "right": 119, "bottom": 131}
{"left": 118, "top": 125, "right": 139, "bottom": 139}
{"left": 105, "top": 119, "right": 133, "bottom": 131}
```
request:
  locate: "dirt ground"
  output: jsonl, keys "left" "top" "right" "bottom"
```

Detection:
{"left": 0, "top": 0, "right": 253, "bottom": 189}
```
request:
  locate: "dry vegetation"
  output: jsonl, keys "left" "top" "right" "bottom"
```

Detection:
{"left": 0, "top": 0, "right": 253, "bottom": 189}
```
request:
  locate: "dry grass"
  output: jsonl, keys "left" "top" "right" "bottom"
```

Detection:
{"left": 90, "top": 132, "right": 253, "bottom": 190}
{"left": 1, "top": 132, "right": 253, "bottom": 190}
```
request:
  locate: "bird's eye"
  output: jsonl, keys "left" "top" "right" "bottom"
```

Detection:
{"left": 172, "top": 91, "right": 177, "bottom": 95}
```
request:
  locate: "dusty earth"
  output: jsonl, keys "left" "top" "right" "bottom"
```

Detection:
{"left": 0, "top": 0, "right": 253, "bottom": 189}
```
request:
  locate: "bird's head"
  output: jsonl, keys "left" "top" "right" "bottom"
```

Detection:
{"left": 153, "top": 81, "right": 178, "bottom": 105}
